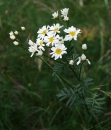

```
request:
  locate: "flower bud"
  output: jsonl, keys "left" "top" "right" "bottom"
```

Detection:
{"left": 82, "top": 44, "right": 87, "bottom": 50}
{"left": 81, "top": 54, "right": 86, "bottom": 61}
{"left": 14, "top": 31, "right": 19, "bottom": 35}
{"left": 21, "top": 26, "right": 25, "bottom": 31}
{"left": 63, "top": 16, "right": 69, "bottom": 21}
{"left": 69, "top": 60, "right": 74, "bottom": 65}
{"left": 52, "top": 11, "right": 58, "bottom": 19}
{"left": 9, "top": 31, "right": 14, "bottom": 36}
{"left": 13, "top": 41, "right": 19, "bottom": 46}
{"left": 10, "top": 35, "right": 16, "bottom": 40}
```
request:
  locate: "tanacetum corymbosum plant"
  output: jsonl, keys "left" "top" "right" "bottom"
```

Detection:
{"left": 9, "top": 8, "right": 106, "bottom": 130}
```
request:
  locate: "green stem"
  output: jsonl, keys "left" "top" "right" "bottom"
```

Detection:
{"left": 79, "top": 62, "right": 83, "bottom": 80}
{"left": 63, "top": 56, "right": 80, "bottom": 81}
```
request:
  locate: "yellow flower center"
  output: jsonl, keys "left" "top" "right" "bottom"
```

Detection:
{"left": 54, "top": 28, "right": 58, "bottom": 32}
{"left": 40, "top": 41, "right": 43, "bottom": 46}
{"left": 42, "top": 30, "right": 46, "bottom": 35}
{"left": 55, "top": 48, "right": 62, "bottom": 54}
{"left": 69, "top": 31, "right": 76, "bottom": 36}
{"left": 49, "top": 36, "right": 54, "bottom": 43}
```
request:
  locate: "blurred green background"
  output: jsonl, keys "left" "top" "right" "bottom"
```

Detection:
{"left": 0, "top": 0, "right": 111, "bottom": 129}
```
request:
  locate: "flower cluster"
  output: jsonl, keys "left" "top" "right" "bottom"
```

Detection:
{"left": 27, "top": 8, "right": 81, "bottom": 60}
{"left": 9, "top": 8, "right": 90, "bottom": 65}
{"left": 28, "top": 23, "right": 68, "bottom": 60}
{"left": 9, "top": 26, "right": 26, "bottom": 46}
{"left": 52, "top": 8, "right": 69, "bottom": 21}
{"left": 77, "top": 44, "right": 91, "bottom": 65}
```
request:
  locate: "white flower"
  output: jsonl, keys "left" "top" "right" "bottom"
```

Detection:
{"left": 63, "top": 16, "right": 69, "bottom": 21}
{"left": 49, "top": 23, "right": 63, "bottom": 35}
{"left": 21, "top": 26, "right": 25, "bottom": 31}
{"left": 76, "top": 54, "right": 91, "bottom": 65}
{"left": 10, "top": 35, "right": 16, "bottom": 40}
{"left": 13, "top": 41, "right": 19, "bottom": 46}
{"left": 14, "top": 31, "right": 19, "bottom": 35}
{"left": 81, "top": 54, "right": 86, "bottom": 61}
{"left": 50, "top": 44, "right": 67, "bottom": 60}
{"left": 36, "top": 50, "right": 43, "bottom": 56}
{"left": 82, "top": 44, "right": 87, "bottom": 50}
{"left": 61, "top": 8, "right": 69, "bottom": 17}
{"left": 52, "top": 11, "right": 58, "bottom": 19}
{"left": 64, "top": 26, "right": 81, "bottom": 41}
{"left": 36, "top": 38, "right": 45, "bottom": 51}
{"left": 37, "top": 25, "right": 49, "bottom": 40}
{"left": 69, "top": 60, "right": 74, "bottom": 65}
{"left": 58, "top": 36, "right": 64, "bottom": 44}
{"left": 44, "top": 33, "right": 59, "bottom": 46}
{"left": 28, "top": 40, "right": 38, "bottom": 57}
{"left": 9, "top": 31, "right": 14, "bottom": 36}
{"left": 28, "top": 39, "right": 34, "bottom": 46}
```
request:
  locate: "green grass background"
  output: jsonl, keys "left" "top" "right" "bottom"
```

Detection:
{"left": 0, "top": 0, "right": 111, "bottom": 129}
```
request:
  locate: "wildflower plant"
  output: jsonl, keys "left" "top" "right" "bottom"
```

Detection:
{"left": 9, "top": 8, "right": 106, "bottom": 129}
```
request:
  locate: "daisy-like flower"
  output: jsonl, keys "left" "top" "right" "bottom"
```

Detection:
{"left": 37, "top": 25, "right": 49, "bottom": 40}
{"left": 49, "top": 23, "right": 63, "bottom": 35}
{"left": 76, "top": 54, "right": 91, "bottom": 65}
{"left": 50, "top": 44, "right": 67, "bottom": 60}
{"left": 52, "top": 11, "right": 58, "bottom": 19}
{"left": 36, "top": 38, "right": 45, "bottom": 51}
{"left": 64, "top": 26, "right": 81, "bottom": 41}
{"left": 28, "top": 40, "right": 38, "bottom": 57}
{"left": 44, "top": 33, "right": 59, "bottom": 46}
{"left": 61, "top": 8, "right": 69, "bottom": 17}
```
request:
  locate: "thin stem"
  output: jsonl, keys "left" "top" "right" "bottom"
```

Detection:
{"left": 63, "top": 56, "right": 80, "bottom": 81}
{"left": 79, "top": 62, "right": 83, "bottom": 80}
{"left": 68, "top": 40, "right": 72, "bottom": 52}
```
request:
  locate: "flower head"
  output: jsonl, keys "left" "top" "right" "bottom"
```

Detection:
{"left": 14, "top": 31, "right": 19, "bottom": 35}
{"left": 21, "top": 26, "right": 25, "bottom": 31}
{"left": 81, "top": 54, "right": 86, "bottom": 61}
{"left": 13, "top": 41, "right": 19, "bottom": 46}
{"left": 64, "top": 26, "right": 81, "bottom": 41}
{"left": 50, "top": 44, "right": 67, "bottom": 60}
{"left": 44, "top": 33, "right": 59, "bottom": 46}
{"left": 9, "top": 31, "right": 14, "bottom": 36}
{"left": 28, "top": 40, "right": 38, "bottom": 57}
{"left": 49, "top": 23, "right": 63, "bottom": 35}
{"left": 36, "top": 38, "right": 45, "bottom": 51}
{"left": 52, "top": 11, "right": 58, "bottom": 19}
{"left": 63, "top": 16, "right": 69, "bottom": 21}
{"left": 10, "top": 35, "right": 16, "bottom": 40}
{"left": 37, "top": 25, "right": 49, "bottom": 40}
{"left": 69, "top": 60, "right": 74, "bottom": 65}
{"left": 82, "top": 44, "right": 87, "bottom": 50}
{"left": 61, "top": 8, "right": 69, "bottom": 17}
{"left": 77, "top": 54, "right": 91, "bottom": 65}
